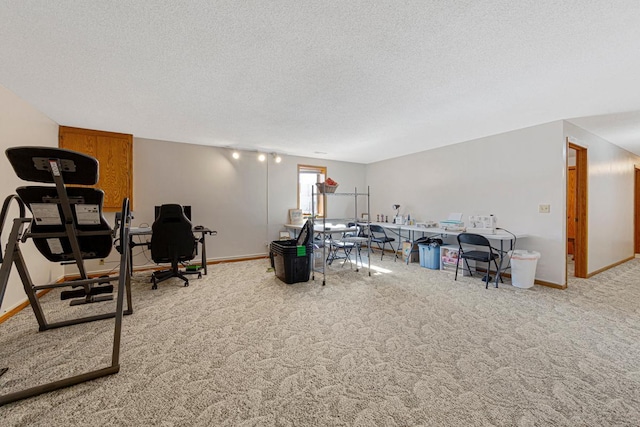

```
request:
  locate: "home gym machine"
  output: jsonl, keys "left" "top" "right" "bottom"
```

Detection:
{"left": 0, "top": 146, "right": 133, "bottom": 405}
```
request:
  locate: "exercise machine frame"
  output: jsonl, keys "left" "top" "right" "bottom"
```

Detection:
{"left": 0, "top": 150, "right": 133, "bottom": 406}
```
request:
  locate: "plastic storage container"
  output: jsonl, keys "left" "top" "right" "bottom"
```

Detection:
{"left": 271, "top": 240, "right": 313, "bottom": 284}
{"left": 440, "top": 245, "right": 473, "bottom": 276}
{"left": 271, "top": 220, "right": 313, "bottom": 284}
{"left": 509, "top": 250, "right": 541, "bottom": 288}
{"left": 418, "top": 243, "right": 440, "bottom": 269}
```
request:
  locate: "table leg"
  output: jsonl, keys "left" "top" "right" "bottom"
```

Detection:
{"left": 495, "top": 240, "right": 511, "bottom": 287}
{"left": 200, "top": 233, "right": 207, "bottom": 275}
{"left": 128, "top": 236, "right": 134, "bottom": 277}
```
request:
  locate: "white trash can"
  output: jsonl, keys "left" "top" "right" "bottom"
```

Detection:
{"left": 509, "top": 250, "right": 540, "bottom": 289}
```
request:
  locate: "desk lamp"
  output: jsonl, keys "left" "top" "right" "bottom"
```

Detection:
{"left": 392, "top": 204, "right": 402, "bottom": 224}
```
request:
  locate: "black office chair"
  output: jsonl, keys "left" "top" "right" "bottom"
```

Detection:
{"left": 454, "top": 233, "right": 504, "bottom": 289}
{"left": 150, "top": 204, "right": 201, "bottom": 289}
{"left": 369, "top": 224, "right": 397, "bottom": 261}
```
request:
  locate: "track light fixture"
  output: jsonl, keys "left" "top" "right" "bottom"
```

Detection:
{"left": 229, "top": 148, "right": 283, "bottom": 163}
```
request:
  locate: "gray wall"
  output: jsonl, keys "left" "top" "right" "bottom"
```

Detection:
{"left": 91, "top": 138, "right": 367, "bottom": 272}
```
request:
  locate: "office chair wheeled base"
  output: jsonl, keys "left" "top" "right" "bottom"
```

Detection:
{"left": 151, "top": 266, "right": 201, "bottom": 290}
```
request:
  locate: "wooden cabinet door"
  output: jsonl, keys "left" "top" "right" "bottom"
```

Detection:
{"left": 59, "top": 126, "right": 133, "bottom": 211}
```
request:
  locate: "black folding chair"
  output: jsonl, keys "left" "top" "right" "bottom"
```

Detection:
{"left": 368, "top": 224, "right": 397, "bottom": 261}
{"left": 327, "top": 223, "right": 364, "bottom": 269}
{"left": 454, "top": 233, "right": 504, "bottom": 289}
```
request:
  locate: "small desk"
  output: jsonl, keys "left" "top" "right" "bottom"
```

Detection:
{"left": 129, "top": 226, "right": 217, "bottom": 275}
{"left": 283, "top": 223, "right": 303, "bottom": 238}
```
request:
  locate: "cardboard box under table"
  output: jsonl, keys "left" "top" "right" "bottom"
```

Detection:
{"left": 402, "top": 241, "right": 420, "bottom": 263}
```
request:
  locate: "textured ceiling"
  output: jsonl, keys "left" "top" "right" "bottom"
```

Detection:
{"left": 1, "top": 1, "right": 640, "bottom": 164}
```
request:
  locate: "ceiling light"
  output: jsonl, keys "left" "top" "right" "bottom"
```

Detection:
{"left": 272, "top": 153, "right": 282, "bottom": 163}
{"left": 258, "top": 153, "right": 266, "bottom": 162}
{"left": 232, "top": 151, "right": 240, "bottom": 159}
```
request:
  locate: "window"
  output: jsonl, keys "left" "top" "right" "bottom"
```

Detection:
{"left": 298, "top": 165, "right": 326, "bottom": 217}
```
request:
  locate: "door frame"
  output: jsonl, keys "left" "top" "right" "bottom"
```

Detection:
{"left": 635, "top": 167, "right": 640, "bottom": 253}
{"left": 568, "top": 140, "right": 588, "bottom": 278}
{"left": 567, "top": 165, "right": 576, "bottom": 256}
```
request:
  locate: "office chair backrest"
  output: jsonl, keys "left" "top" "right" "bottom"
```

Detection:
{"left": 6, "top": 147, "right": 113, "bottom": 263}
{"left": 457, "top": 233, "right": 492, "bottom": 248}
{"left": 151, "top": 204, "right": 196, "bottom": 263}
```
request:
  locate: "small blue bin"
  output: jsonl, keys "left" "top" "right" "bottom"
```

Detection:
{"left": 418, "top": 244, "right": 440, "bottom": 270}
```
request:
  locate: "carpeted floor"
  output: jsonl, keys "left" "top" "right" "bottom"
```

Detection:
{"left": 1, "top": 255, "right": 639, "bottom": 426}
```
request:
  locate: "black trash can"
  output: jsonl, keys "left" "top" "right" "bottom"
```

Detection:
{"left": 272, "top": 220, "right": 313, "bottom": 284}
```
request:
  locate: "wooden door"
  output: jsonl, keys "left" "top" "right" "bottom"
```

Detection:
{"left": 567, "top": 167, "right": 576, "bottom": 255}
{"left": 59, "top": 126, "right": 133, "bottom": 211}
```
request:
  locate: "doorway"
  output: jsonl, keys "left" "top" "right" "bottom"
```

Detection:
{"left": 635, "top": 167, "right": 640, "bottom": 254}
{"left": 567, "top": 140, "right": 588, "bottom": 278}
{"left": 567, "top": 163, "right": 576, "bottom": 257}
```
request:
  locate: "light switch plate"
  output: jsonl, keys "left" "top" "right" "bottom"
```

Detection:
{"left": 539, "top": 204, "right": 551, "bottom": 213}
